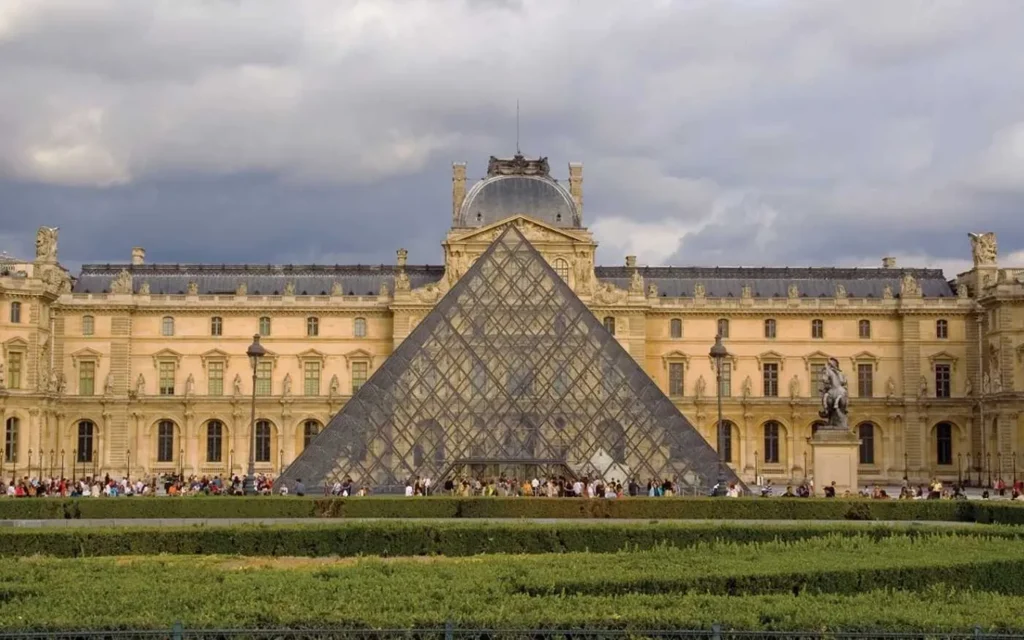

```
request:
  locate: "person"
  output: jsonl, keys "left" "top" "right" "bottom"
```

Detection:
{"left": 295, "top": 478, "right": 305, "bottom": 497}
{"left": 824, "top": 481, "right": 836, "bottom": 498}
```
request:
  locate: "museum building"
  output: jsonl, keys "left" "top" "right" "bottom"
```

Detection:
{"left": 1, "top": 153, "right": 1022, "bottom": 490}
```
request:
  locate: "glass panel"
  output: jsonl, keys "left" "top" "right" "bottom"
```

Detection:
{"left": 157, "top": 421, "right": 175, "bottom": 462}
{"left": 304, "top": 361, "right": 321, "bottom": 396}
{"left": 307, "top": 317, "right": 319, "bottom": 337}
{"left": 303, "top": 420, "right": 321, "bottom": 449}
{"left": 668, "top": 363, "right": 684, "bottom": 397}
{"left": 936, "top": 319, "right": 948, "bottom": 339}
{"left": 207, "top": 421, "right": 223, "bottom": 463}
{"left": 10, "top": 302, "right": 21, "bottom": 323}
{"left": 259, "top": 317, "right": 271, "bottom": 336}
{"left": 255, "top": 421, "right": 272, "bottom": 462}
{"left": 211, "top": 317, "right": 223, "bottom": 336}
{"left": 162, "top": 317, "right": 174, "bottom": 336}
{"left": 77, "top": 422, "right": 94, "bottom": 462}
{"left": 208, "top": 361, "right": 224, "bottom": 396}
{"left": 4, "top": 418, "right": 17, "bottom": 463}
{"left": 159, "top": 361, "right": 175, "bottom": 396}
{"left": 670, "top": 319, "right": 682, "bottom": 339}
{"left": 717, "top": 319, "right": 729, "bottom": 338}
{"left": 764, "top": 422, "right": 779, "bottom": 464}
{"left": 79, "top": 361, "right": 95, "bottom": 396}
{"left": 719, "top": 362, "right": 731, "bottom": 397}
{"left": 859, "top": 423, "right": 874, "bottom": 465}
{"left": 255, "top": 360, "right": 272, "bottom": 396}
{"left": 857, "top": 363, "right": 873, "bottom": 398}
{"left": 82, "top": 316, "right": 94, "bottom": 336}
{"left": 935, "top": 364, "right": 951, "bottom": 398}
{"left": 7, "top": 352, "right": 20, "bottom": 389}
{"left": 763, "top": 363, "right": 778, "bottom": 397}
{"left": 859, "top": 320, "right": 871, "bottom": 339}
{"left": 351, "top": 362, "right": 367, "bottom": 394}
{"left": 354, "top": 318, "right": 367, "bottom": 338}
{"left": 764, "top": 319, "right": 775, "bottom": 339}
{"left": 937, "top": 423, "right": 953, "bottom": 465}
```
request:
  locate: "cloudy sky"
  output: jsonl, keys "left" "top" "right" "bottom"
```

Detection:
{"left": 1, "top": 0, "right": 1023, "bottom": 276}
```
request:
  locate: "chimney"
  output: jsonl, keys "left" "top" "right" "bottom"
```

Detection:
{"left": 568, "top": 162, "right": 583, "bottom": 221}
{"left": 132, "top": 247, "right": 146, "bottom": 265}
{"left": 625, "top": 255, "right": 637, "bottom": 269}
{"left": 452, "top": 162, "right": 467, "bottom": 225}
{"left": 882, "top": 257, "right": 896, "bottom": 269}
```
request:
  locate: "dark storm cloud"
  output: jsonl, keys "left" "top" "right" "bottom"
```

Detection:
{"left": 1, "top": 0, "right": 1023, "bottom": 276}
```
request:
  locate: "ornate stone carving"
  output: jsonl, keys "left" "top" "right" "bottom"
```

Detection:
{"left": 694, "top": 375, "right": 706, "bottom": 400}
{"left": 185, "top": 373, "right": 195, "bottom": 397}
{"left": 883, "top": 284, "right": 893, "bottom": 300}
{"left": 396, "top": 248, "right": 408, "bottom": 268}
{"left": 284, "top": 281, "right": 296, "bottom": 296}
{"left": 694, "top": 282, "right": 706, "bottom": 299}
{"left": 329, "top": 374, "right": 340, "bottom": 397}
{"left": 785, "top": 283, "right": 797, "bottom": 299}
{"left": 331, "top": 281, "right": 344, "bottom": 296}
{"left": 135, "top": 373, "right": 146, "bottom": 397}
{"left": 446, "top": 248, "right": 470, "bottom": 285}
{"left": 964, "top": 376, "right": 973, "bottom": 396}
{"left": 283, "top": 373, "right": 292, "bottom": 397}
{"left": 918, "top": 375, "right": 928, "bottom": 398}
{"left": 647, "top": 283, "right": 658, "bottom": 298}
{"left": 187, "top": 281, "right": 199, "bottom": 295}
{"left": 968, "top": 232, "right": 997, "bottom": 266}
{"left": 139, "top": 281, "right": 151, "bottom": 295}
{"left": 104, "top": 373, "right": 114, "bottom": 396}
{"left": 629, "top": 269, "right": 644, "bottom": 295}
{"left": 233, "top": 373, "right": 243, "bottom": 397}
{"left": 35, "top": 226, "right": 58, "bottom": 262}
{"left": 487, "top": 153, "right": 550, "bottom": 177}
{"left": 957, "top": 283, "right": 969, "bottom": 299}
{"left": 900, "top": 273, "right": 920, "bottom": 297}
{"left": 886, "top": 376, "right": 896, "bottom": 398}
{"left": 595, "top": 282, "right": 627, "bottom": 305}
{"left": 817, "top": 358, "right": 849, "bottom": 430}
{"left": 741, "top": 376, "right": 753, "bottom": 399}
{"left": 835, "top": 283, "right": 847, "bottom": 299}
{"left": 741, "top": 284, "right": 752, "bottom": 299}
{"left": 379, "top": 282, "right": 390, "bottom": 297}
{"left": 573, "top": 249, "right": 594, "bottom": 294}
{"left": 0, "top": 362, "right": 5, "bottom": 389}
{"left": 394, "top": 271, "right": 410, "bottom": 293}
{"left": 789, "top": 374, "right": 801, "bottom": 399}
{"left": 413, "top": 283, "right": 442, "bottom": 303}
{"left": 236, "top": 282, "right": 247, "bottom": 296}
{"left": 55, "top": 373, "right": 66, "bottom": 396}
{"left": 110, "top": 269, "right": 133, "bottom": 295}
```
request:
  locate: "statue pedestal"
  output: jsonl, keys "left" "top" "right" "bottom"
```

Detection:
{"left": 810, "top": 429, "right": 861, "bottom": 496}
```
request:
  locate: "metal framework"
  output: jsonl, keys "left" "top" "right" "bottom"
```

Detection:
{"left": 277, "top": 226, "right": 738, "bottom": 493}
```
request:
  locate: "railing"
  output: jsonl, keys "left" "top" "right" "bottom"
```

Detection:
{"left": 0, "top": 626, "right": 1019, "bottom": 640}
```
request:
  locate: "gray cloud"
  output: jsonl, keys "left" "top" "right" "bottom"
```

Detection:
{"left": 1, "top": 0, "right": 1022, "bottom": 274}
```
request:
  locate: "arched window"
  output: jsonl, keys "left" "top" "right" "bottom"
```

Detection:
{"left": 858, "top": 423, "right": 875, "bottom": 465}
{"left": 936, "top": 319, "right": 949, "bottom": 339}
{"left": 717, "top": 318, "right": 730, "bottom": 338}
{"left": 763, "top": 421, "right": 780, "bottom": 464}
{"left": 858, "top": 319, "right": 871, "bottom": 339}
{"left": 303, "top": 420, "right": 321, "bottom": 449}
{"left": 670, "top": 318, "right": 682, "bottom": 339}
{"left": 936, "top": 422, "right": 953, "bottom": 465}
{"left": 206, "top": 421, "right": 223, "bottom": 463}
{"left": 82, "top": 315, "right": 95, "bottom": 336}
{"left": 603, "top": 317, "right": 616, "bottom": 335}
{"left": 210, "top": 316, "right": 223, "bottom": 336}
{"left": 717, "top": 421, "right": 733, "bottom": 463}
{"left": 764, "top": 319, "right": 776, "bottom": 339}
{"left": 354, "top": 317, "right": 367, "bottom": 338}
{"left": 4, "top": 417, "right": 18, "bottom": 463}
{"left": 553, "top": 258, "right": 569, "bottom": 281}
{"left": 157, "top": 420, "right": 175, "bottom": 463}
{"left": 161, "top": 316, "right": 175, "bottom": 337}
{"left": 77, "top": 421, "right": 95, "bottom": 462}
{"left": 255, "top": 420, "right": 272, "bottom": 463}
{"left": 9, "top": 302, "right": 21, "bottom": 324}
{"left": 811, "top": 318, "right": 824, "bottom": 339}
{"left": 306, "top": 316, "right": 319, "bottom": 337}
{"left": 258, "top": 316, "right": 272, "bottom": 336}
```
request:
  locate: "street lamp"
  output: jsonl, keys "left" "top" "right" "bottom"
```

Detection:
{"left": 60, "top": 449, "right": 65, "bottom": 481}
{"left": 244, "top": 334, "right": 266, "bottom": 495}
{"left": 957, "top": 453, "right": 963, "bottom": 486}
{"left": 987, "top": 452, "right": 993, "bottom": 488}
{"left": 709, "top": 334, "right": 729, "bottom": 496}
{"left": 127, "top": 449, "right": 131, "bottom": 484}
{"left": 49, "top": 449, "right": 54, "bottom": 479}
{"left": 903, "top": 451, "right": 908, "bottom": 482}
{"left": 28, "top": 449, "right": 32, "bottom": 480}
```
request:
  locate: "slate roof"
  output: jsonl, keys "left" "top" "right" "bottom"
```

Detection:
{"left": 458, "top": 175, "right": 579, "bottom": 229}
{"left": 71, "top": 263, "right": 955, "bottom": 298}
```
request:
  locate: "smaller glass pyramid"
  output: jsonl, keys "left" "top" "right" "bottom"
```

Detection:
{"left": 277, "top": 225, "right": 738, "bottom": 493}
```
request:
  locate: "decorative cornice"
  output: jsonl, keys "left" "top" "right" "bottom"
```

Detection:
{"left": 850, "top": 350, "right": 881, "bottom": 371}
{"left": 755, "top": 350, "right": 786, "bottom": 370}
{"left": 928, "top": 350, "right": 960, "bottom": 372}
{"left": 343, "top": 348, "right": 374, "bottom": 369}
{"left": 802, "top": 350, "right": 831, "bottom": 370}
{"left": 296, "top": 348, "right": 327, "bottom": 365}
{"left": 2, "top": 336, "right": 29, "bottom": 350}
{"left": 199, "top": 348, "right": 231, "bottom": 368}
{"left": 661, "top": 350, "right": 690, "bottom": 370}
{"left": 70, "top": 347, "right": 102, "bottom": 367}
{"left": 151, "top": 348, "right": 184, "bottom": 369}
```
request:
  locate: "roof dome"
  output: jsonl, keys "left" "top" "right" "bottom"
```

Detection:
{"left": 457, "top": 154, "right": 580, "bottom": 228}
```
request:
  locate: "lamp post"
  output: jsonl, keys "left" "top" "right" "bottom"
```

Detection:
{"left": 709, "top": 334, "right": 729, "bottom": 496}
{"left": 957, "top": 453, "right": 963, "bottom": 486}
{"left": 998, "top": 451, "right": 1004, "bottom": 485}
{"left": 28, "top": 449, "right": 32, "bottom": 480}
{"left": 60, "top": 449, "right": 65, "bottom": 481}
{"left": 987, "top": 452, "right": 992, "bottom": 488}
{"left": 903, "top": 451, "right": 908, "bottom": 482}
{"left": 71, "top": 449, "right": 76, "bottom": 483}
{"left": 754, "top": 450, "right": 759, "bottom": 487}
{"left": 127, "top": 449, "right": 131, "bottom": 484}
{"left": 802, "top": 451, "right": 808, "bottom": 481}
{"left": 49, "top": 449, "right": 54, "bottom": 479}
{"left": 244, "top": 334, "right": 266, "bottom": 495}
{"left": 92, "top": 449, "right": 97, "bottom": 479}
{"left": 1014, "top": 452, "right": 1018, "bottom": 486}
{"left": 38, "top": 450, "right": 44, "bottom": 479}
{"left": 966, "top": 452, "right": 973, "bottom": 487}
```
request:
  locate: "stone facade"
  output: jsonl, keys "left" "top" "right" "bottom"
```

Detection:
{"left": 1, "top": 158, "right": 1023, "bottom": 487}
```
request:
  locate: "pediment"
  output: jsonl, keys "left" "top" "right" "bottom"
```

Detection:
{"left": 71, "top": 347, "right": 102, "bottom": 367}
{"left": 850, "top": 351, "right": 880, "bottom": 371}
{"left": 2, "top": 336, "right": 28, "bottom": 350}
{"left": 151, "top": 348, "right": 184, "bottom": 368}
{"left": 928, "top": 350, "right": 959, "bottom": 371}
{"left": 343, "top": 348, "right": 374, "bottom": 369}
{"left": 200, "top": 348, "right": 231, "bottom": 368}
{"left": 296, "top": 348, "right": 327, "bottom": 364}
{"left": 661, "top": 350, "right": 690, "bottom": 369}
{"left": 802, "top": 350, "right": 832, "bottom": 370}
{"left": 756, "top": 350, "right": 786, "bottom": 370}
{"left": 451, "top": 215, "right": 583, "bottom": 245}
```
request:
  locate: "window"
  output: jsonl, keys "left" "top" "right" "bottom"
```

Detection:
{"left": 763, "top": 421, "right": 780, "bottom": 464}
{"left": 670, "top": 319, "right": 682, "bottom": 339}
{"left": 859, "top": 319, "right": 871, "bottom": 339}
{"left": 258, "top": 316, "right": 272, "bottom": 336}
{"left": 719, "top": 362, "right": 732, "bottom": 397}
{"left": 255, "top": 420, "right": 272, "bottom": 462}
{"left": 717, "top": 318, "right": 729, "bottom": 338}
{"left": 859, "top": 423, "right": 875, "bottom": 465}
{"left": 811, "top": 363, "right": 826, "bottom": 395}
{"left": 304, "top": 361, "right": 321, "bottom": 396}
{"left": 303, "top": 420, "right": 321, "bottom": 449}
{"left": 936, "top": 422, "right": 953, "bottom": 465}
{"left": 159, "top": 361, "right": 175, "bottom": 396}
{"left": 857, "top": 363, "right": 873, "bottom": 398}
{"left": 206, "top": 421, "right": 223, "bottom": 463}
{"left": 351, "top": 361, "right": 368, "bottom": 394}
{"left": 255, "top": 360, "right": 272, "bottom": 396}
{"left": 79, "top": 361, "right": 95, "bottom": 396}
{"left": 77, "top": 421, "right": 94, "bottom": 462}
{"left": 553, "top": 258, "right": 569, "bottom": 281}
{"left": 7, "top": 352, "right": 21, "bottom": 389}
{"left": 157, "top": 420, "right": 175, "bottom": 463}
{"left": 811, "top": 319, "right": 824, "bottom": 339}
{"left": 306, "top": 317, "right": 319, "bottom": 337}
{"left": 763, "top": 363, "right": 779, "bottom": 397}
{"left": 764, "top": 319, "right": 776, "bottom": 339}
{"left": 9, "top": 302, "right": 21, "bottom": 324}
{"left": 4, "top": 417, "right": 18, "bottom": 463}
{"left": 717, "top": 421, "right": 733, "bottom": 463}
{"left": 210, "top": 317, "right": 223, "bottom": 336}
{"left": 936, "top": 319, "right": 948, "bottom": 339}
{"left": 82, "top": 315, "right": 95, "bottom": 336}
{"left": 603, "top": 317, "right": 616, "bottom": 335}
{"left": 207, "top": 361, "right": 224, "bottom": 396}
{"left": 161, "top": 316, "right": 175, "bottom": 336}
{"left": 354, "top": 317, "right": 367, "bottom": 338}
{"left": 668, "top": 363, "right": 684, "bottom": 398}
{"left": 934, "top": 364, "right": 951, "bottom": 398}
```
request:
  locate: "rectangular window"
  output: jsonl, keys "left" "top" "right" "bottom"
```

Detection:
{"left": 719, "top": 362, "right": 732, "bottom": 397}
{"left": 159, "top": 361, "right": 175, "bottom": 396}
{"left": 210, "top": 317, "right": 223, "bottom": 336}
{"left": 935, "top": 364, "right": 951, "bottom": 398}
{"left": 811, "top": 363, "right": 825, "bottom": 395}
{"left": 764, "top": 423, "right": 780, "bottom": 464}
{"left": 255, "top": 360, "right": 273, "bottom": 396}
{"left": 258, "top": 316, "right": 271, "bottom": 336}
{"left": 307, "top": 317, "right": 319, "bottom": 337}
{"left": 811, "top": 319, "right": 824, "bottom": 339}
{"left": 82, "top": 316, "right": 95, "bottom": 336}
{"left": 207, "top": 361, "right": 224, "bottom": 396}
{"left": 857, "top": 363, "right": 873, "bottom": 398}
{"left": 764, "top": 319, "right": 776, "bottom": 339}
{"left": 668, "top": 363, "right": 684, "bottom": 398}
{"left": 7, "top": 352, "right": 21, "bottom": 389}
{"left": 79, "top": 361, "right": 95, "bottom": 396}
{"left": 717, "top": 318, "right": 729, "bottom": 338}
{"left": 304, "top": 361, "right": 321, "bottom": 396}
{"left": 351, "top": 362, "right": 368, "bottom": 394}
{"left": 763, "top": 363, "right": 779, "bottom": 397}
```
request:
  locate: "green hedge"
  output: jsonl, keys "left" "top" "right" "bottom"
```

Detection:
{"left": 2, "top": 496, "right": 1024, "bottom": 523}
{"left": 2, "top": 520, "right": 1020, "bottom": 559}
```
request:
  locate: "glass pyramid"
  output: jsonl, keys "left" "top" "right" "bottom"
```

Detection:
{"left": 277, "top": 226, "right": 738, "bottom": 493}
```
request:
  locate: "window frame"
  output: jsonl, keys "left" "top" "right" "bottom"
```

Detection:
{"left": 157, "top": 420, "right": 175, "bottom": 463}
{"left": 351, "top": 361, "right": 368, "bottom": 395}
{"left": 764, "top": 318, "right": 776, "bottom": 339}
{"left": 763, "top": 421, "right": 780, "bottom": 464}
{"left": 161, "top": 316, "right": 175, "bottom": 337}
{"left": 210, "top": 316, "right": 223, "bottom": 337}
{"left": 5, "top": 349, "right": 23, "bottom": 390}
{"left": 303, "top": 420, "right": 321, "bottom": 450}
{"left": 306, "top": 316, "right": 320, "bottom": 337}
{"left": 354, "top": 317, "right": 367, "bottom": 338}
{"left": 603, "top": 316, "right": 616, "bottom": 335}
{"left": 4, "top": 417, "right": 18, "bottom": 463}
{"left": 934, "top": 363, "right": 952, "bottom": 398}
{"left": 79, "top": 360, "right": 96, "bottom": 396}
{"left": 77, "top": 421, "right": 95, "bottom": 463}
{"left": 158, "top": 360, "right": 176, "bottom": 396}
{"left": 669, "top": 318, "right": 682, "bottom": 339}
{"left": 717, "top": 421, "right": 733, "bottom": 463}
{"left": 255, "top": 420, "right": 272, "bottom": 463}
{"left": 717, "top": 318, "right": 729, "bottom": 339}
{"left": 762, "top": 362, "right": 780, "bottom": 397}
{"left": 811, "top": 318, "right": 824, "bottom": 339}
{"left": 936, "top": 422, "right": 953, "bottom": 465}
{"left": 552, "top": 258, "right": 569, "bottom": 281}
{"left": 668, "top": 362, "right": 684, "bottom": 398}
{"left": 858, "top": 319, "right": 871, "bottom": 339}
{"left": 258, "top": 316, "right": 272, "bottom": 337}
{"left": 303, "top": 360, "right": 321, "bottom": 396}
{"left": 719, "top": 361, "right": 732, "bottom": 397}
{"left": 255, "top": 359, "right": 273, "bottom": 396}
{"left": 207, "top": 360, "right": 224, "bottom": 396}
{"left": 936, "top": 319, "right": 949, "bottom": 339}
{"left": 857, "top": 362, "right": 874, "bottom": 398}
{"left": 206, "top": 420, "right": 223, "bottom": 463}
{"left": 9, "top": 301, "right": 21, "bottom": 324}
{"left": 82, "top": 315, "right": 95, "bottom": 336}
{"left": 859, "top": 423, "right": 876, "bottom": 465}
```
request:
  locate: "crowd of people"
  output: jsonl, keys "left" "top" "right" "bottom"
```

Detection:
{"left": 0, "top": 472, "right": 280, "bottom": 497}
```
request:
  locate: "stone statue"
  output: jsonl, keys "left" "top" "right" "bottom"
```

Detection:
{"left": 379, "top": 282, "right": 390, "bottom": 297}
{"left": 835, "top": 283, "right": 847, "bottom": 299}
{"left": 284, "top": 281, "right": 296, "bottom": 296}
{"left": 957, "top": 283, "right": 969, "bottom": 299}
{"left": 396, "top": 248, "right": 408, "bottom": 268}
{"left": 236, "top": 282, "right": 247, "bottom": 296}
{"left": 233, "top": 373, "right": 243, "bottom": 397}
{"left": 0, "top": 362, "right": 5, "bottom": 389}
{"left": 630, "top": 269, "right": 644, "bottom": 295}
{"left": 187, "top": 281, "right": 199, "bottom": 295}
{"left": 55, "top": 373, "right": 66, "bottom": 395}
{"left": 883, "top": 284, "right": 893, "bottom": 300}
{"left": 900, "top": 273, "right": 920, "bottom": 297}
{"left": 741, "top": 376, "right": 753, "bottom": 399}
{"left": 135, "top": 373, "right": 146, "bottom": 397}
{"left": 741, "top": 284, "right": 752, "bottom": 299}
{"left": 573, "top": 251, "right": 593, "bottom": 294}
{"left": 138, "top": 281, "right": 150, "bottom": 295}
{"left": 35, "top": 226, "right": 59, "bottom": 262}
{"left": 787, "top": 283, "right": 799, "bottom": 299}
{"left": 982, "top": 371, "right": 991, "bottom": 395}
{"left": 47, "top": 368, "right": 59, "bottom": 393}
{"left": 694, "top": 375, "right": 706, "bottom": 400}
{"left": 110, "top": 269, "right": 133, "bottom": 294}
{"left": 394, "top": 271, "right": 410, "bottom": 292}
{"left": 185, "top": 374, "right": 195, "bottom": 397}
{"left": 918, "top": 376, "right": 928, "bottom": 398}
{"left": 329, "top": 374, "right": 340, "bottom": 397}
{"left": 694, "top": 282, "right": 706, "bottom": 299}
{"left": 647, "top": 283, "right": 658, "bottom": 298}
{"left": 283, "top": 373, "right": 293, "bottom": 396}
{"left": 104, "top": 373, "right": 115, "bottom": 396}
{"left": 817, "top": 357, "right": 849, "bottom": 430}
{"left": 789, "top": 374, "right": 801, "bottom": 399}
{"left": 968, "top": 232, "right": 998, "bottom": 266}
{"left": 886, "top": 376, "right": 896, "bottom": 398}
{"left": 331, "top": 281, "right": 344, "bottom": 296}
{"left": 965, "top": 376, "right": 973, "bottom": 396}
{"left": 989, "top": 359, "right": 1003, "bottom": 394}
